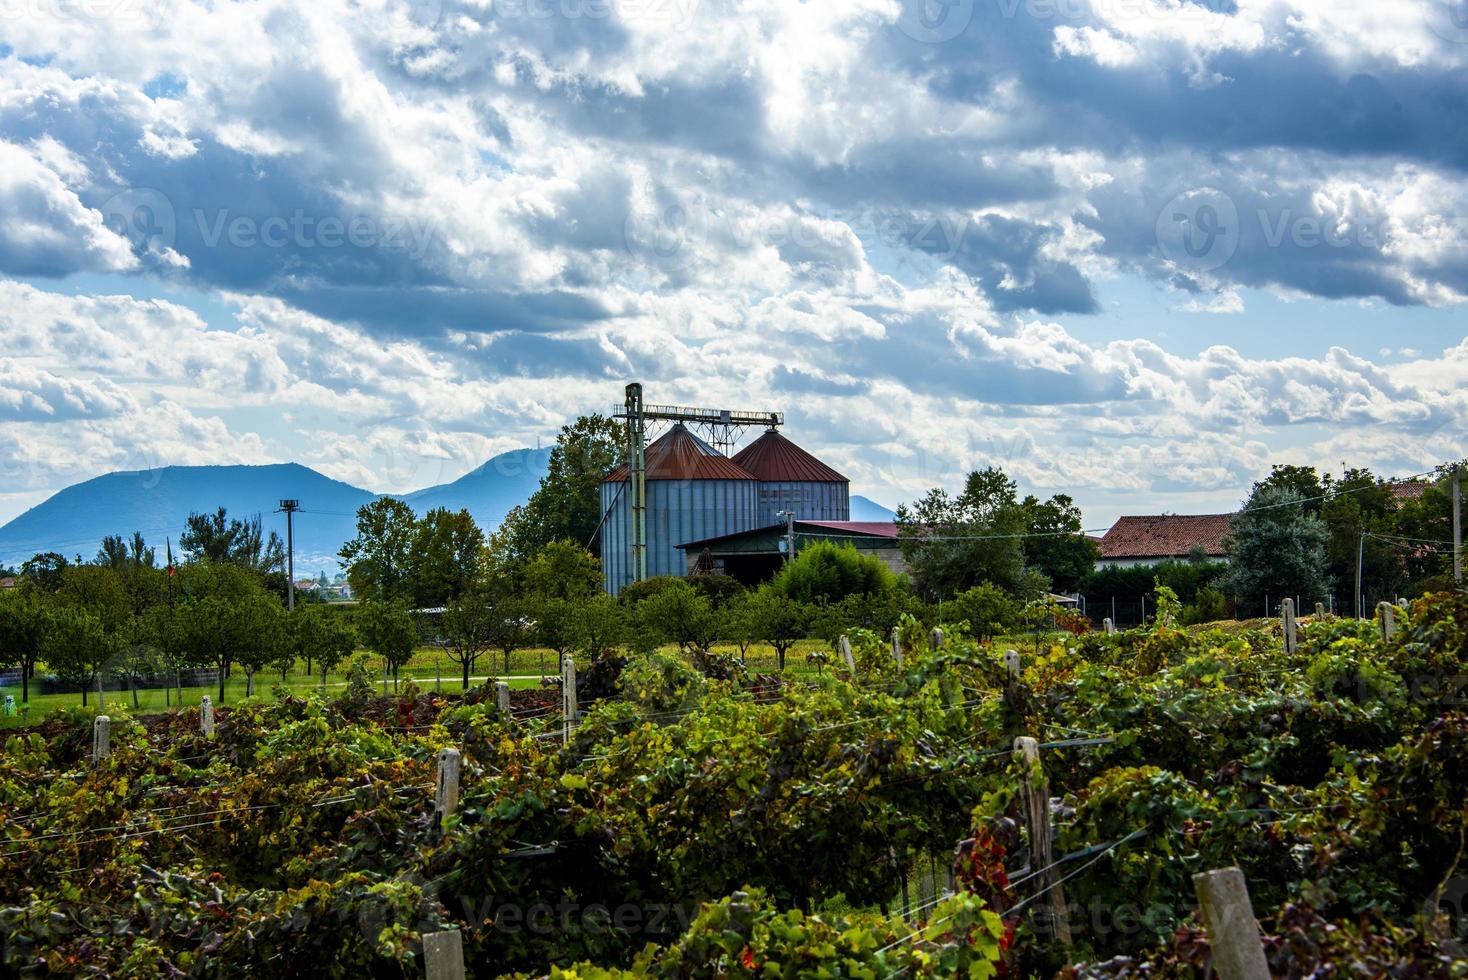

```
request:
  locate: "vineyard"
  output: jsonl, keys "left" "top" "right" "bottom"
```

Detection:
{"left": 1, "top": 589, "right": 1465, "bottom": 977}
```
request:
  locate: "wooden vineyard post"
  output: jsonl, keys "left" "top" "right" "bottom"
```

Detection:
{"left": 200, "top": 695, "right": 214, "bottom": 737}
{"left": 1003, "top": 650, "right": 1023, "bottom": 715}
{"left": 839, "top": 634, "right": 856, "bottom": 672}
{"left": 495, "top": 681, "right": 511, "bottom": 714}
{"left": 92, "top": 715, "right": 110, "bottom": 766}
{"left": 1192, "top": 868, "right": 1270, "bottom": 980}
{"left": 1103, "top": 617, "right": 1114, "bottom": 634}
{"left": 930, "top": 628, "right": 944, "bottom": 651}
{"left": 1314, "top": 602, "right": 1325, "bottom": 619}
{"left": 423, "top": 928, "right": 466, "bottom": 980}
{"left": 434, "top": 747, "right": 461, "bottom": 834}
{"left": 561, "top": 655, "right": 578, "bottom": 744}
{"left": 1281, "top": 598, "right": 1297, "bottom": 655}
{"left": 891, "top": 627, "right": 903, "bottom": 669}
{"left": 1378, "top": 601, "right": 1395, "bottom": 641}
{"left": 1014, "top": 736, "right": 1072, "bottom": 947}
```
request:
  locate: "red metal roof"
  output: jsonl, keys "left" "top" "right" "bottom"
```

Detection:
{"left": 603, "top": 424, "right": 757, "bottom": 482}
{"left": 731, "top": 430, "right": 848, "bottom": 483}
{"left": 1098, "top": 515, "right": 1232, "bottom": 559}
{"left": 800, "top": 520, "right": 897, "bottom": 538}
{"left": 1389, "top": 481, "right": 1428, "bottom": 503}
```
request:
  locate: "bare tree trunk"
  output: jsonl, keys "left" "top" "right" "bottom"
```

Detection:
{"left": 130, "top": 673, "right": 139, "bottom": 710}
{"left": 246, "top": 668, "right": 254, "bottom": 698}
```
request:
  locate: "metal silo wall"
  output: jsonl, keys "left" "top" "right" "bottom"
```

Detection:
{"left": 600, "top": 480, "right": 632, "bottom": 595}
{"left": 754, "top": 481, "right": 851, "bottom": 525}
{"left": 648, "top": 478, "right": 759, "bottom": 579}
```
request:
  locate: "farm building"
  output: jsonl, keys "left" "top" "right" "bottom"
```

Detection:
{"left": 599, "top": 421, "right": 853, "bottom": 595}
{"left": 1094, "top": 514, "right": 1233, "bottom": 569}
{"left": 677, "top": 520, "right": 902, "bottom": 585}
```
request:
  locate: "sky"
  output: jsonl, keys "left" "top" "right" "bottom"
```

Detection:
{"left": 1, "top": 0, "right": 1466, "bottom": 533}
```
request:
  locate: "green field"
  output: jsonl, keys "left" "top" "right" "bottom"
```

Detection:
{"left": 0, "top": 639, "right": 839, "bottom": 726}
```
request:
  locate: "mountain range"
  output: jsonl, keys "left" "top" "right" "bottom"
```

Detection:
{"left": 0, "top": 452, "right": 895, "bottom": 573}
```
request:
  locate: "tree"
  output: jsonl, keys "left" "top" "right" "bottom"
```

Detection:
{"left": 1018, "top": 494, "right": 1096, "bottom": 593}
{"left": 356, "top": 600, "right": 418, "bottom": 688}
{"left": 338, "top": 498, "right": 419, "bottom": 603}
{"left": 503, "top": 414, "right": 626, "bottom": 561}
{"left": 896, "top": 467, "right": 1027, "bottom": 601}
{"left": 522, "top": 540, "right": 603, "bottom": 600}
{"left": 20, "top": 552, "right": 70, "bottom": 593}
{"left": 1253, "top": 464, "right": 1326, "bottom": 513}
{"left": 488, "top": 596, "right": 531, "bottom": 676}
{"left": 949, "top": 582, "right": 1020, "bottom": 641}
{"left": 56, "top": 565, "right": 130, "bottom": 634}
{"left": 174, "top": 561, "right": 262, "bottom": 702}
{"left": 770, "top": 542, "right": 894, "bottom": 605}
{"left": 409, "top": 507, "right": 486, "bottom": 607}
{"left": 743, "top": 585, "right": 809, "bottom": 671}
{"left": 180, "top": 508, "right": 285, "bottom": 575}
{"left": 293, "top": 605, "right": 357, "bottom": 690}
{"left": 1220, "top": 485, "right": 1330, "bottom": 612}
{"left": 235, "top": 591, "right": 288, "bottom": 697}
{"left": 440, "top": 592, "right": 497, "bottom": 690}
{"left": 567, "top": 593, "right": 628, "bottom": 659}
{"left": 40, "top": 606, "right": 114, "bottom": 706}
{"left": 0, "top": 589, "right": 45, "bottom": 702}
{"left": 636, "top": 580, "right": 719, "bottom": 661}
{"left": 95, "top": 532, "right": 156, "bottom": 572}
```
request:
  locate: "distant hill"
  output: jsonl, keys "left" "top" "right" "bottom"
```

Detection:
{"left": 404, "top": 448, "right": 550, "bottom": 524}
{"left": 0, "top": 448, "right": 896, "bottom": 572}
{"left": 851, "top": 495, "right": 896, "bottom": 521}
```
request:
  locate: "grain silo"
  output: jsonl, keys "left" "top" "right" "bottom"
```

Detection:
{"left": 600, "top": 423, "right": 759, "bottom": 594}
{"left": 731, "top": 428, "right": 850, "bottom": 527}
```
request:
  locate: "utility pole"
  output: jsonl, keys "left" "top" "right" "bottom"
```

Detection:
{"left": 278, "top": 499, "right": 300, "bottom": 611}
{"left": 1356, "top": 531, "right": 1365, "bottom": 619}
{"left": 778, "top": 509, "right": 795, "bottom": 563}
{"left": 1453, "top": 464, "right": 1462, "bottom": 587}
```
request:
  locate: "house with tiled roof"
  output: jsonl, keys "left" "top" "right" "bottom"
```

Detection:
{"left": 0, "top": 577, "right": 16, "bottom": 590}
{"left": 1095, "top": 515, "right": 1233, "bottom": 570}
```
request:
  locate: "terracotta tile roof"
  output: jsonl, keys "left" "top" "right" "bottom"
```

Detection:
{"left": 731, "top": 430, "right": 847, "bottom": 483}
{"left": 604, "top": 424, "right": 757, "bottom": 482}
{"left": 1098, "top": 514, "right": 1232, "bottom": 560}
{"left": 1389, "top": 481, "right": 1428, "bottom": 503}
{"left": 0, "top": 577, "right": 15, "bottom": 589}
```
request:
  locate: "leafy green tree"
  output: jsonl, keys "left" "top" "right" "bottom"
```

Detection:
{"left": 1221, "top": 485, "right": 1330, "bottom": 611}
{"left": 1182, "top": 586, "right": 1229, "bottom": 626}
{"left": 40, "top": 606, "right": 114, "bottom": 706}
{"left": 635, "top": 580, "right": 718, "bottom": 660}
{"left": 235, "top": 591, "right": 288, "bottom": 697}
{"left": 742, "top": 585, "right": 809, "bottom": 670}
{"left": 356, "top": 599, "right": 418, "bottom": 687}
{"left": 567, "top": 592, "right": 628, "bottom": 659}
{"left": 95, "top": 532, "right": 156, "bottom": 572}
{"left": 502, "top": 414, "right": 626, "bottom": 561}
{"left": 0, "top": 588, "right": 45, "bottom": 702}
{"left": 1253, "top": 464, "right": 1326, "bottom": 512}
{"left": 522, "top": 540, "right": 603, "bottom": 600}
{"left": 408, "top": 507, "right": 486, "bottom": 607}
{"left": 440, "top": 592, "right": 497, "bottom": 689}
{"left": 338, "top": 498, "right": 419, "bottom": 603}
{"left": 771, "top": 541, "right": 894, "bottom": 605}
{"left": 292, "top": 605, "right": 357, "bottom": 689}
{"left": 19, "top": 552, "right": 70, "bottom": 593}
{"left": 1018, "top": 494, "right": 1096, "bottom": 593}
{"left": 896, "top": 467, "right": 1026, "bottom": 600}
{"left": 180, "top": 508, "right": 285, "bottom": 575}
{"left": 949, "top": 582, "right": 1020, "bottom": 641}
{"left": 488, "top": 596, "right": 531, "bottom": 675}
{"left": 1394, "top": 472, "right": 1459, "bottom": 593}
{"left": 131, "top": 603, "right": 192, "bottom": 704}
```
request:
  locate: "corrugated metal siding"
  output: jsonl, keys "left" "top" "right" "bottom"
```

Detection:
{"left": 753, "top": 481, "right": 850, "bottom": 527}
{"left": 601, "top": 478, "right": 760, "bottom": 595}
